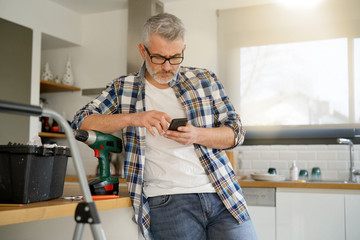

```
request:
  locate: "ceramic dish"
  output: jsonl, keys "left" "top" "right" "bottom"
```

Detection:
{"left": 250, "top": 173, "right": 286, "bottom": 182}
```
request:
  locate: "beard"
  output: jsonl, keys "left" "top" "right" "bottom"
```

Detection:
{"left": 145, "top": 59, "right": 180, "bottom": 84}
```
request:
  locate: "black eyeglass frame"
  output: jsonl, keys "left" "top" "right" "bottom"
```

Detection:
{"left": 144, "top": 46, "right": 184, "bottom": 65}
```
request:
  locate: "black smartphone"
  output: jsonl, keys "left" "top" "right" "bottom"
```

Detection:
{"left": 168, "top": 118, "right": 188, "bottom": 131}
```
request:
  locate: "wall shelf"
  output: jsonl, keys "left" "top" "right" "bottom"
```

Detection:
{"left": 39, "top": 80, "right": 80, "bottom": 138}
{"left": 40, "top": 80, "right": 80, "bottom": 93}
{"left": 38, "top": 132, "right": 66, "bottom": 138}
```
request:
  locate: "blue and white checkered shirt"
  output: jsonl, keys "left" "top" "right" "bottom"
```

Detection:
{"left": 72, "top": 64, "right": 249, "bottom": 239}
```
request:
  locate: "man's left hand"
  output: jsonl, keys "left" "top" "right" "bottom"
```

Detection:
{"left": 165, "top": 124, "right": 236, "bottom": 149}
{"left": 164, "top": 124, "right": 197, "bottom": 145}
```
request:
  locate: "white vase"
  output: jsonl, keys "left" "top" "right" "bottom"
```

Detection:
{"left": 42, "top": 62, "right": 53, "bottom": 81}
{"left": 62, "top": 57, "right": 74, "bottom": 85}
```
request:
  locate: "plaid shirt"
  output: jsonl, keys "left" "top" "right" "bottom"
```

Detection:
{"left": 72, "top": 64, "right": 249, "bottom": 239}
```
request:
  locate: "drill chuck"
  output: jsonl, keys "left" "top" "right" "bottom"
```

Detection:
{"left": 74, "top": 129, "right": 97, "bottom": 145}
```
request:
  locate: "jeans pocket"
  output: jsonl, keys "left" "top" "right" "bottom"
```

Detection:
{"left": 148, "top": 195, "right": 171, "bottom": 209}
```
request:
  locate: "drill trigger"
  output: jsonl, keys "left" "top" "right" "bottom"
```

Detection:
{"left": 93, "top": 149, "right": 100, "bottom": 158}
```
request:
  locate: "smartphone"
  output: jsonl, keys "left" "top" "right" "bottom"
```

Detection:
{"left": 168, "top": 118, "right": 188, "bottom": 131}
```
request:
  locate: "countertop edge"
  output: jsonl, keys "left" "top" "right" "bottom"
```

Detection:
{"left": 0, "top": 183, "right": 132, "bottom": 226}
{"left": 238, "top": 180, "right": 360, "bottom": 190}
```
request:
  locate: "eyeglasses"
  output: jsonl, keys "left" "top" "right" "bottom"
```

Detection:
{"left": 144, "top": 46, "right": 184, "bottom": 65}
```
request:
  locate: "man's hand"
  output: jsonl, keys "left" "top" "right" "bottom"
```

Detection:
{"left": 164, "top": 124, "right": 235, "bottom": 149}
{"left": 131, "top": 110, "right": 172, "bottom": 136}
{"left": 164, "top": 124, "right": 198, "bottom": 145}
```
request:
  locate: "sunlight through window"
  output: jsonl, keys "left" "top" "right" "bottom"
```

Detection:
{"left": 240, "top": 38, "right": 350, "bottom": 126}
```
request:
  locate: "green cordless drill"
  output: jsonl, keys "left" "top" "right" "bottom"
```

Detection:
{"left": 75, "top": 130, "right": 122, "bottom": 195}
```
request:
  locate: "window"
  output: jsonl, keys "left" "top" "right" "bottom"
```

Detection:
{"left": 218, "top": 0, "right": 360, "bottom": 131}
{"left": 355, "top": 38, "right": 360, "bottom": 122}
{"left": 239, "top": 38, "right": 355, "bottom": 127}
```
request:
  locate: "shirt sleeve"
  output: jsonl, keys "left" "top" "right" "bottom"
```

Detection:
{"left": 208, "top": 70, "right": 246, "bottom": 148}
{"left": 71, "top": 81, "right": 119, "bottom": 130}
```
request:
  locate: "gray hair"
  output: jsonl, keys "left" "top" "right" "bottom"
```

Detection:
{"left": 142, "top": 13, "right": 185, "bottom": 47}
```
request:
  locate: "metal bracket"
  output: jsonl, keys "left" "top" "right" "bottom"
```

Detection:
{"left": 74, "top": 202, "right": 101, "bottom": 224}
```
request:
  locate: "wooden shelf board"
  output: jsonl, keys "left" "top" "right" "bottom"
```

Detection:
{"left": 40, "top": 80, "right": 80, "bottom": 93}
{"left": 38, "top": 132, "right": 66, "bottom": 138}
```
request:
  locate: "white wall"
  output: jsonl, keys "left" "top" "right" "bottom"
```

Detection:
{"left": 0, "top": 0, "right": 82, "bottom": 45}
{"left": 40, "top": 9, "right": 128, "bottom": 175}
{"left": 41, "top": 9, "right": 128, "bottom": 89}
{"left": 164, "top": 0, "right": 275, "bottom": 75}
{"left": 165, "top": 0, "right": 219, "bottom": 72}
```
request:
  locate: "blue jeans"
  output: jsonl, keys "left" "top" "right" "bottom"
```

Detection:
{"left": 148, "top": 193, "right": 258, "bottom": 240}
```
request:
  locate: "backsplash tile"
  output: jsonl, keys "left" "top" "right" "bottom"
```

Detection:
{"left": 234, "top": 144, "right": 360, "bottom": 181}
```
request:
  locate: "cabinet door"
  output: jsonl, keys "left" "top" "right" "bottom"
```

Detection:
{"left": 276, "top": 191, "right": 345, "bottom": 240}
{"left": 345, "top": 194, "right": 360, "bottom": 240}
{"left": 247, "top": 206, "right": 276, "bottom": 240}
{"left": 0, "top": 19, "right": 32, "bottom": 144}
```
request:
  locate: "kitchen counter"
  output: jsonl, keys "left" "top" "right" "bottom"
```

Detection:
{"left": 2, "top": 177, "right": 359, "bottom": 226}
{"left": 0, "top": 183, "right": 131, "bottom": 226}
{"left": 238, "top": 179, "right": 360, "bottom": 190}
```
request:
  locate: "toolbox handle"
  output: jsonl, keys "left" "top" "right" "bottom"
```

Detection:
{"left": 0, "top": 100, "right": 42, "bottom": 116}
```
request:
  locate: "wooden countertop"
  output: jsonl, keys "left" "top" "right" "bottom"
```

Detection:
{"left": 238, "top": 179, "right": 360, "bottom": 190}
{"left": 2, "top": 176, "right": 359, "bottom": 226}
{"left": 0, "top": 183, "right": 131, "bottom": 226}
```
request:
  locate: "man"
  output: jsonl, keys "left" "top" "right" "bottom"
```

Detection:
{"left": 72, "top": 13, "right": 257, "bottom": 240}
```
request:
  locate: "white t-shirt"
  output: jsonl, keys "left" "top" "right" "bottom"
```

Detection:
{"left": 143, "top": 80, "right": 215, "bottom": 197}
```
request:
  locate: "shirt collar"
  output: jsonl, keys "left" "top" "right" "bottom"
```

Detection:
{"left": 169, "top": 69, "right": 181, "bottom": 88}
{"left": 134, "top": 62, "right": 146, "bottom": 88}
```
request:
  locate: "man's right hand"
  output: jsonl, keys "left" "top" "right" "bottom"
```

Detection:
{"left": 130, "top": 110, "right": 172, "bottom": 136}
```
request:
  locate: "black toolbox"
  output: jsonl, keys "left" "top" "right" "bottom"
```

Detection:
{"left": 0, "top": 143, "right": 71, "bottom": 203}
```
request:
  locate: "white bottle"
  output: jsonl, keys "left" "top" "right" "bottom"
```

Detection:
{"left": 290, "top": 160, "right": 299, "bottom": 181}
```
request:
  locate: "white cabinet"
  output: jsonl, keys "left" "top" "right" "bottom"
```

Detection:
{"left": 243, "top": 188, "right": 276, "bottom": 240}
{"left": 248, "top": 206, "right": 276, "bottom": 240}
{"left": 245, "top": 188, "right": 360, "bottom": 240}
{"left": 276, "top": 189, "right": 345, "bottom": 240}
{"left": 345, "top": 194, "right": 360, "bottom": 240}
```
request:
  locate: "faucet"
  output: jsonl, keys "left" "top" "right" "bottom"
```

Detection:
{"left": 337, "top": 138, "right": 360, "bottom": 183}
